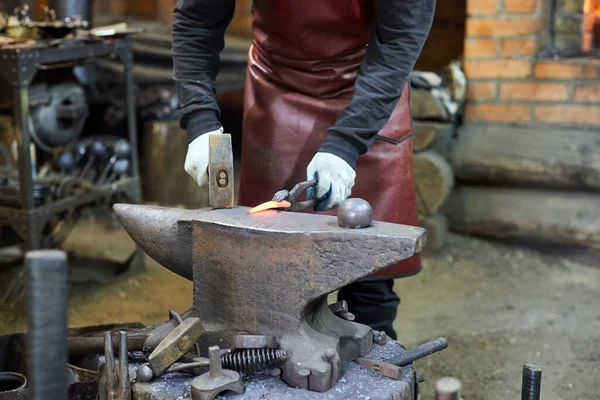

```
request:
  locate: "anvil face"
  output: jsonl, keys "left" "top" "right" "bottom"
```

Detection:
{"left": 113, "top": 204, "right": 426, "bottom": 392}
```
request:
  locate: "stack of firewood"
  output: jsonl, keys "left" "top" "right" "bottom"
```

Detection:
{"left": 410, "top": 64, "right": 465, "bottom": 251}
{"left": 446, "top": 123, "right": 600, "bottom": 250}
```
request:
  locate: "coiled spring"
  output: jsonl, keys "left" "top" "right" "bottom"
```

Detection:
{"left": 221, "top": 348, "right": 288, "bottom": 372}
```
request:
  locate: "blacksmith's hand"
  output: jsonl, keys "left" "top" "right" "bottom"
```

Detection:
{"left": 184, "top": 127, "right": 223, "bottom": 187}
{"left": 307, "top": 152, "right": 356, "bottom": 211}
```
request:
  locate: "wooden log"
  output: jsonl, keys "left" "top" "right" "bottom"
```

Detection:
{"left": 410, "top": 89, "right": 451, "bottom": 121}
{"left": 445, "top": 187, "right": 600, "bottom": 250}
{"left": 453, "top": 123, "right": 600, "bottom": 190}
{"left": 412, "top": 121, "right": 455, "bottom": 157}
{"left": 414, "top": 150, "right": 454, "bottom": 215}
{"left": 419, "top": 213, "right": 448, "bottom": 251}
{"left": 143, "top": 120, "right": 211, "bottom": 209}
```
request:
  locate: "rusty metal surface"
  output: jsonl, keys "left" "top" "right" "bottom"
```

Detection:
{"left": 114, "top": 204, "right": 426, "bottom": 392}
{"left": 208, "top": 134, "right": 234, "bottom": 209}
{"left": 233, "top": 335, "right": 278, "bottom": 349}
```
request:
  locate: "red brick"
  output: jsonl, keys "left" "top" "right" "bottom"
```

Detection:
{"left": 464, "top": 38, "right": 498, "bottom": 58}
{"left": 467, "top": 83, "right": 498, "bottom": 100}
{"left": 535, "top": 105, "right": 600, "bottom": 125}
{"left": 534, "top": 60, "right": 600, "bottom": 79}
{"left": 464, "top": 59, "right": 532, "bottom": 78}
{"left": 467, "top": 0, "right": 499, "bottom": 15}
{"left": 504, "top": 0, "right": 539, "bottom": 13}
{"left": 466, "top": 18, "right": 540, "bottom": 37}
{"left": 500, "top": 82, "right": 569, "bottom": 101}
{"left": 501, "top": 38, "right": 537, "bottom": 57}
{"left": 466, "top": 103, "right": 531, "bottom": 122}
{"left": 574, "top": 83, "right": 600, "bottom": 102}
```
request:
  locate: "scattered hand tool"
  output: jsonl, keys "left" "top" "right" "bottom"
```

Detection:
{"left": 191, "top": 346, "right": 244, "bottom": 400}
{"left": 208, "top": 134, "right": 234, "bottom": 209}
{"left": 249, "top": 179, "right": 318, "bottom": 213}
{"left": 99, "top": 331, "right": 131, "bottom": 400}
{"left": 354, "top": 358, "right": 403, "bottom": 380}
{"left": 388, "top": 337, "right": 448, "bottom": 367}
{"left": 146, "top": 317, "right": 203, "bottom": 378}
{"left": 373, "top": 331, "right": 388, "bottom": 346}
{"left": 329, "top": 300, "right": 356, "bottom": 321}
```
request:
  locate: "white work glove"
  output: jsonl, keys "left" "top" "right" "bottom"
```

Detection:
{"left": 184, "top": 127, "right": 224, "bottom": 187}
{"left": 306, "top": 152, "right": 356, "bottom": 211}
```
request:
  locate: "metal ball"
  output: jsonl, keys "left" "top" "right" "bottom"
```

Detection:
{"left": 136, "top": 364, "right": 153, "bottom": 382}
{"left": 74, "top": 142, "right": 87, "bottom": 156}
{"left": 337, "top": 198, "right": 373, "bottom": 229}
{"left": 114, "top": 139, "right": 131, "bottom": 157}
{"left": 91, "top": 140, "right": 107, "bottom": 157}
{"left": 57, "top": 151, "right": 74, "bottom": 170}
{"left": 113, "top": 159, "right": 130, "bottom": 175}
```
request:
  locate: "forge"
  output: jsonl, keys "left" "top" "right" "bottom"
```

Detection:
{"left": 113, "top": 203, "right": 428, "bottom": 398}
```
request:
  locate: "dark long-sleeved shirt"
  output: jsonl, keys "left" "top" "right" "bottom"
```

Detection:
{"left": 172, "top": 0, "right": 435, "bottom": 169}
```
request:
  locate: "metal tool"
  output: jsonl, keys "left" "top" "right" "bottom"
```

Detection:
{"left": 208, "top": 134, "right": 234, "bottom": 209}
{"left": 435, "top": 377, "right": 462, "bottom": 400}
{"left": 354, "top": 358, "right": 403, "bottom": 380}
{"left": 98, "top": 139, "right": 132, "bottom": 184}
{"left": 106, "top": 158, "right": 130, "bottom": 183}
{"left": 26, "top": 250, "right": 69, "bottom": 400}
{"left": 68, "top": 334, "right": 148, "bottom": 355}
{"left": 273, "top": 179, "right": 317, "bottom": 211}
{"left": 78, "top": 139, "right": 107, "bottom": 180}
{"left": 191, "top": 346, "right": 244, "bottom": 400}
{"left": 114, "top": 203, "right": 426, "bottom": 392}
{"left": 329, "top": 300, "right": 356, "bottom": 321}
{"left": 147, "top": 317, "right": 203, "bottom": 378}
{"left": 388, "top": 337, "right": 448, "bottom": 367}
{"left": 169, "top": 309, "right": 201, "bottom": 356}
{"left": 234, "top": 335, "right": 278, "bottom": 349}
{"left": 99, "top": 331, "right": 131, "bottom": 400}
{"left": 521, "top": 364, "right": 542, "bottom": 400}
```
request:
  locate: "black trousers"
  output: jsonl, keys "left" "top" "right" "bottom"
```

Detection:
{"left": 337, "top": 278, "right": 399, "bottom": 340}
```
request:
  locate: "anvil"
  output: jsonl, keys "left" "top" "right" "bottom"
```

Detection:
{"left": 113, "top": 204, "right": 426, "bottom": 392}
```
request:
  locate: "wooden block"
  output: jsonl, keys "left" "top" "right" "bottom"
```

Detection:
{"left": 453, "top": 123, "right": 600, "bottom": 190}
{"left": 412, "top": 121, "right": 455, "bottom": 157}
{"left": 208, "top": 134, "right": 235, "bottom": 209}
{"left": 410, "top": 89, "right": 451, "bottom": 121}
{"left": 414, "top": 151, "right": 454, "bottom": 215}
{"left": 419, "top": 213, "right": 448, "bottom": 251}
{"left": 445, "top": 186, "right": 600, "bottom": 250}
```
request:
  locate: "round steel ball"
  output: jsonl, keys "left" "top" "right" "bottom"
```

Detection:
{"left": 136, "top": 364, "right": 154, "bottom": 382}
{"left": 337, "top": 198, "right": 373, "bottom": 229}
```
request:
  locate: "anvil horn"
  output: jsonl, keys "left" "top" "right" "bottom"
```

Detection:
{"left": 113, "top": 204, "right": 207, "bottom": 280}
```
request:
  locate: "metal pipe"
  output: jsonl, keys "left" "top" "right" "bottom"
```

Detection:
{"left": 521, "top": 364, "right": 542, "bottom": 400}
{"left": 68, "top": 335, "right": 147, "bottom": 355}
{"left": 26, "top": 250, "right": 69, "bottom": 400}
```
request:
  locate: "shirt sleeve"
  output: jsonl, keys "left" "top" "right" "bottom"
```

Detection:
{"left": 319, "top": 0, "right": 436, "bottom": 169}
{"left": 172, "top": 0, "right": 235, "bottom": 143}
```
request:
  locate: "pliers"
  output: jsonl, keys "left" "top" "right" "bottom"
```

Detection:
{"left": 272, "top": 179, "right": 318, "bottom": 212}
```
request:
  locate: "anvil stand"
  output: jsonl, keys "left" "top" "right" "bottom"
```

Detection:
{"left": 113, "top": 204, "right": 427, "bottom": 399}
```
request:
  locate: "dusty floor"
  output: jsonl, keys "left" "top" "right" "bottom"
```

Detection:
{"left": 0, "top": 234, "right": 598, "bottom": 399}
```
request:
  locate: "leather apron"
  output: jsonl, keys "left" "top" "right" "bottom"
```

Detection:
{"left": 239, "top": 0, "right": 420, "bottom": 278}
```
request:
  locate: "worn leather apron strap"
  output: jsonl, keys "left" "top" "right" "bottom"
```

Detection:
{"left": 238, "top": 0, "right": 421, "bottom": 278}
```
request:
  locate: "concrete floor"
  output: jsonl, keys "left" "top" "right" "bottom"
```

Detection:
{"left": 0, "top": 233, "right": 598, "bottom": 399}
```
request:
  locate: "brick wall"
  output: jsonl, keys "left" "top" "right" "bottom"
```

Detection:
{"left": 464, "top": 0, "right": 600, "bottom": 127}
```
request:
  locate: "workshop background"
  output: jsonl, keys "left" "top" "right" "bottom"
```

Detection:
{"left": 0, "top": 0, "right": 599, "bottom": 399}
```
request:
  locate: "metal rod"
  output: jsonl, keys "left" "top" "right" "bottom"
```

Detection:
{"left": 521, "top": 364, "right": 542, "bottom": 400}
{"left": 389, "top": 337, "right": 448, "bottom": 367}
{"left": 68, "top": 335, "right": 147, "bottom": 355}
{"left": 13, "top": 86, "right": 35, "bottom": 211}
{"left": 26, "top": 250, "right": 69, "bottom": 400}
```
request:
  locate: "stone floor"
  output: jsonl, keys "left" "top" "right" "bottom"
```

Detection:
{"left": 0, "top": 233, "right": 598, "bottom": 399}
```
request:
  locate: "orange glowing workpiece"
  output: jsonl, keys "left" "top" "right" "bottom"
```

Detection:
{"left": 248, "top": 200, "right": 292, "bottom": 214}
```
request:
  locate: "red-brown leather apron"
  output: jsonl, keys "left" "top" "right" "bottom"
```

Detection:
{"left": 239, "top": 0, "right": 420, "bottom": 278}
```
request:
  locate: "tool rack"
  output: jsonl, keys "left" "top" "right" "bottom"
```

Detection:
{"left": 0, "top": 38, "right": 141, "bottom": 250}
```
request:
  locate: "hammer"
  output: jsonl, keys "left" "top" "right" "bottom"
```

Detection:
{"left": 208, "top": 134, "right": 234, "bottom": 209}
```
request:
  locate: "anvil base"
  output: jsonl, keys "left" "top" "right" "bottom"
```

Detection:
{"left": 131, "top": 341, "right": 418, "bottom": 400}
